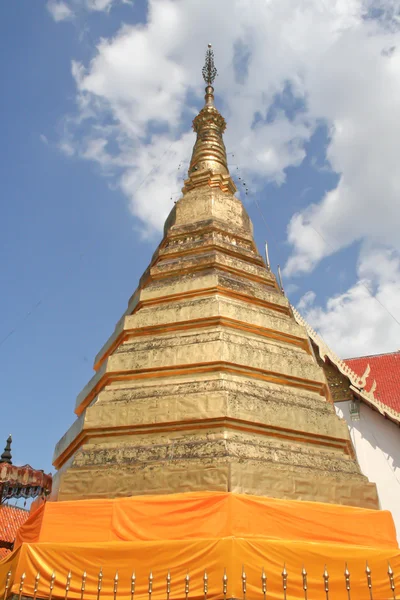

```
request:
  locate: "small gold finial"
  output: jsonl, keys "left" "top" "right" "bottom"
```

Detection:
{"left": 33, "top": 572, "right": 41, "bottom": 600}
{"left": 80, "top": 571, "right": 87, "bottom": 600}
{"left": 344, "top": 563, "right": 351, "bottom": 598}
{"left": 282, "top": 564, "right": 288, "bottom": 600}
{"left": 261, "top": 568, "right": 267, "bottom": 599}
{"left": 18, "top": 573, "right": 26, "bottom": 600}
{"left": 323, "top": 565, "right": 329, "bottom": 597}
{"left": 114, "top": 571, "right": 119, "bottom": 600}
{"left": 64, "top": 571, "right": 72, "bottom": 600}
{"left": 203, "top": 570, "right": 208, "bottom": 599}
{"left": 97, "top": 567, "right": 103, "bottom": 600}
{"left": 131, "top": 572, "right": 136, "bottom": 600}
{"left": 302, "top": 566, "right": 308, "bottom": 594}
{"left": 4, "top": 569, "right": 12, "bottom": 600}
{"left": 49, "top": 572, "right": 56, "bottom": 600}
{"left": 222, "top": 568, "right": 228, "bottom": 600}
{"left": 388, "top": 562, "right": 396, "bottom": 598}
{"left": 365, "top": 562, "right": 373, "bottom": 600}
{"left": 241, "top": 565, "right": 247, "bottom": 600}
{"left": 166, "top": 570, "right": 171, "bottom": 600}
{"left": 185, "top": 572, "right": 190, "bottom": 600}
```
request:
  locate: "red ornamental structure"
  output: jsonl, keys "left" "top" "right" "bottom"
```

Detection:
{"left": 0, "top": 436, "right": 52, "bottom": 554}
{"left": 0, "top": 436, "right": 52, "bottom": 504}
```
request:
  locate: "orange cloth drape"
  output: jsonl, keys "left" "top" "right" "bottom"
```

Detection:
{"left": 15, "top": 491, "right": 397, "bottom": 548}
{"left": 1, "top": 538, "right": 400, "bottom": 600}
{"left": 2, "top": 492, "right": 399, "bottom": 600}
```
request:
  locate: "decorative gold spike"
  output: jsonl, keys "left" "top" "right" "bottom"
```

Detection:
{"left": 49, "top": 572, "right": 56, "bottom": 600}
{"left": 302, "top": 566, "right": 308, "bottom": 600}
{"left": 203, "top": 571, "right": 208, "bottom": 600}
{"left": 277, "top": 265, "right": 285, "bottom": 294}
{"left": 282, "top": 564, "right": 288, "bottom": 600}
{"left": 366, "top": 562, "right": 373, "bottom": 600}
{"left": 33, "top": 572, "right": 41, "bottom": 600}
{"left": 388, "top": 563, "right": 396, "bottom": 599}
{"left": 222, "top": 568, "right": 228, "bottom": 600}
{"left": 242, "top": 565, "right": 247, "bottom": 600}
{"left": 166, "top": 570, "right": 171, "bottom": 600}
{"left": 261, "top": 568, "right": 267, "bottom": 600}
{"left": 3, "top": 570, "right": 11, "bottom": 600}
{"left": 97, "top": 568, "right": 103, "bottom": 600}
{"left": 323, "top": 565, "right": 329, "bottom": 600}
{"left": 148, "top": 571, "right": 153, "bottom": 600}
{"left": 130, "top": 572, "right": 136, "bottom": 600}
{"left": 265, "top": 242, "right": 270, "bottom": 271}
{"left": 17, "top": 572, "right": 25, "bottom": 600}
{"left": 80, "top": 571, "right": 87, "bottom": 600}
{"left": 64, "top": 570, "right": 72, "bottom": 600}
{"left": 185, "top": 572, "right": 190, "bottom": 600}
{"left": 344, "top": 563, "right": 351, "bottom": 600}
{"left": 114, "top": 571, "right": 119, "bottom": 600}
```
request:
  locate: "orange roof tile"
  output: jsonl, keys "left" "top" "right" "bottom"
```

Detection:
{"left": 346, "top": 351, "right": 400, "bottom": 414}
{"left": 0, "top": 504, "right": 30, "bottom": 558}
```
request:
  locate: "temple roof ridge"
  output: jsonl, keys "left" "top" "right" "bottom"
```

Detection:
{"left": 292, "top": 304, "right": 400, "bottom": 425}
{"left": 344, "top": 349, "right": 400, "bottom": 360}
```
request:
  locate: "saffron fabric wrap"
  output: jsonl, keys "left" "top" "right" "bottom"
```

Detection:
{"left": 1, "top": 492, "right": 399, "bottom": 600}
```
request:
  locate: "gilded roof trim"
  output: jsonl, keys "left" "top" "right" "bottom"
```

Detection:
{"left": 291, "top": 305, "right": 400, "bottom": 425}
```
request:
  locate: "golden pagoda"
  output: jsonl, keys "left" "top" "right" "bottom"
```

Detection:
{"left": 52, "top": 45, "right": 375, "bottom": 507}
{"left": 1, "top": 46, "right": 399, "bottom": 600}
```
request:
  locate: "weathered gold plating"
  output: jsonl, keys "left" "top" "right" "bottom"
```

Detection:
{"left": 52, "top": 46, "right": 378, "bottom": 509}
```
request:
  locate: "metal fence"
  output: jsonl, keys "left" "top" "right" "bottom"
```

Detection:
{"left": 1, "top": 563, "right": 397, "bottom": 600}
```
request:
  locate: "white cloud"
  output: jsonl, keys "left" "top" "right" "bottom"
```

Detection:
{"left": 284, "top": 20, "right": 400, "bottom": 277}
{"left": 47, "top": 1, "right": 73, "bottom": 22}
{"left": 297, "top": 246, "right": 400, "bottom": 357}
{"left": 85, "top": 0, "right": 118, "bottom": 11}
{"left": 47, "top": 0, "right": 130, "bottom": 20}
{"left": 284, "top": 282, "right": 299, "bottom": 297}
{"left": 65, "top": 0, "right": 377, "bottom": 234}
{"left": 61, "top": 0, "right": 400, "bottom": 244}
{"left": 58, "top": 0, "right": 400, "bottom": 355}
{"left": 297, "top": 290, "right": 316, "bottom": 312}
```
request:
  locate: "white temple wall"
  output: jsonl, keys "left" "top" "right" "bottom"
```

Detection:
{"left": 335, "top": 401, "right": 400, "bottom": 540}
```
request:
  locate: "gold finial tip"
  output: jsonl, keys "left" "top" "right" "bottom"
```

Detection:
{"left": 208, "top": 43, "right": 212, "bottom": 48}
{"left": 202, "top": 44, "right": 217, "bottom": 86}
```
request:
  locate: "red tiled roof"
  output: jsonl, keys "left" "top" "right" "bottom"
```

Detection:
{"left": 0, "top": 504, "right": 30, "bottom": 559}
{"left": 345, "top": 351, "right": 400, "bottom": 414}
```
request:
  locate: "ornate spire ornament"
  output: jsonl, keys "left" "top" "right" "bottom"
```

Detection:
{"left": 183, "top": 44, "right": 235, "bottom": 193}
{"left": 1, "top": 435, "right": 12, "bottom": 464}
{"left": 202, "top": 44, "right": 217, "bottom": 87}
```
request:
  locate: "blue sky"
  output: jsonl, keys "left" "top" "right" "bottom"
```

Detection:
{"left": 1, "top": 0, "right": 400, "bottom": 476}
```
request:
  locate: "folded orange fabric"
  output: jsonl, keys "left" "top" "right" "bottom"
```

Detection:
{"left": 2, "top": 537, "right": 400, "bottom": 600}
{"left": 15, "top": 491, "right": 397, "bottom": 549}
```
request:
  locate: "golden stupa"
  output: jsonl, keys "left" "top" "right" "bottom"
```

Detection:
{"left": 1, "top": 46, "right": 399, "bottom": 600}
{"left": 52, "top": 46, "right": 376, "bottom": 509}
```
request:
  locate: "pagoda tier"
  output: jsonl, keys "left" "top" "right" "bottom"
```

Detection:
{"left": 52, "top": 51, "right": 377, "bottom": 510}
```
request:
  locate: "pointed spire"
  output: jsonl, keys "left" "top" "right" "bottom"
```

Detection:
{"left": 202, "top": 44, "right": 217, "bottom": 107}
{"left": 1, "top": 435, "right": 12, "bottom": 464}
{"left": 183, "top": 45, "right": 235, "bottom": 194}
